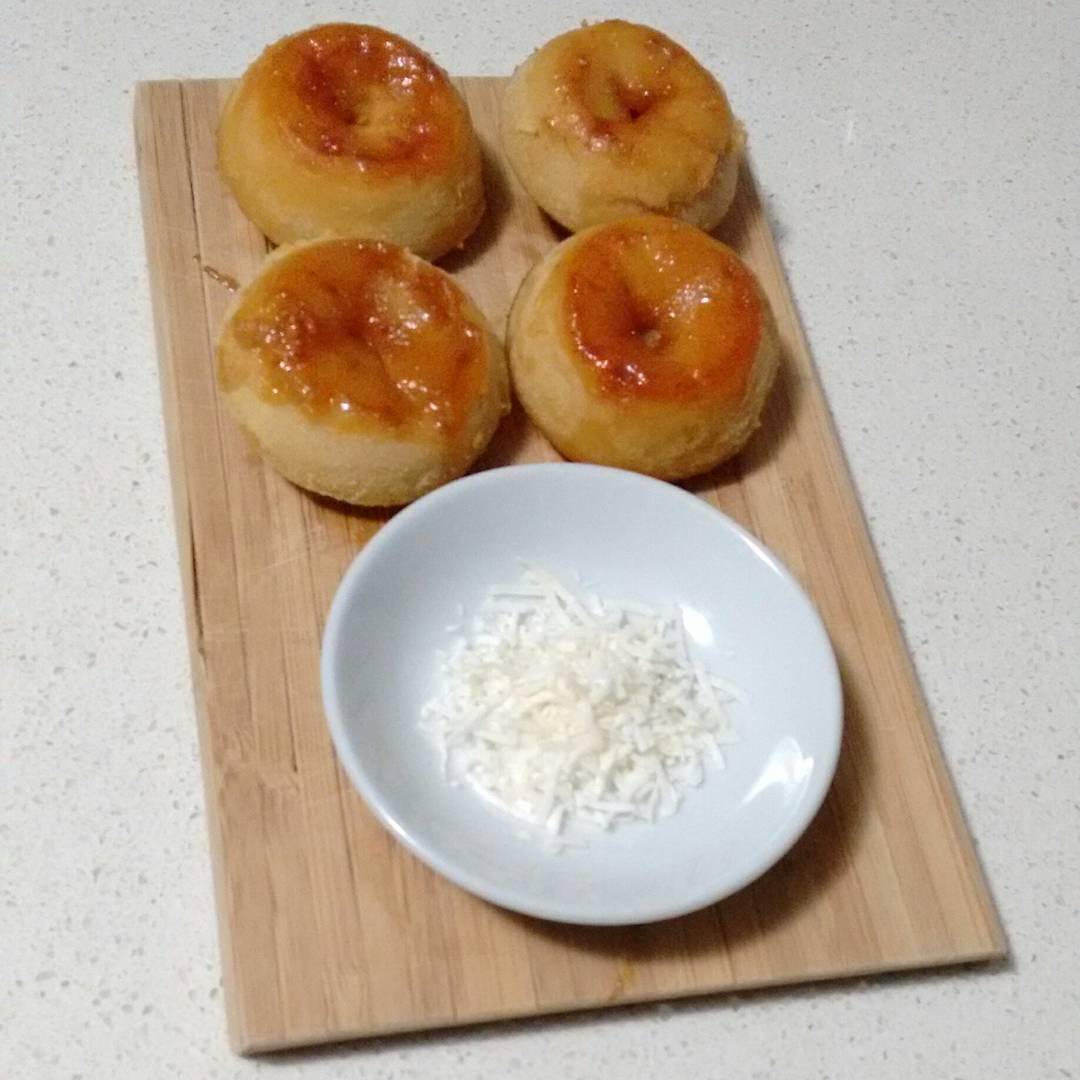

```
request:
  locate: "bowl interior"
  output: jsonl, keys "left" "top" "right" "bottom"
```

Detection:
{"left": 322, "top": 464, "right": 842, "bottom": 924}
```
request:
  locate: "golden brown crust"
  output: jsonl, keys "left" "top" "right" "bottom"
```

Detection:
{"left": 219, "top": 23, "right": 484, "bottom": 258}
{"left": 507, "top": 215, "right": 778, "bottom": 480}
{"left": 501, "top": 20, "right": 743, "bottom": 233}
{"left": 217, "top": 238, "right": 509, "bottom": 506}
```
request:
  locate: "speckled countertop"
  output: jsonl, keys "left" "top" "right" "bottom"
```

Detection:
{"left": 4, "top": 1, "right": 1079, "bottom": 1076}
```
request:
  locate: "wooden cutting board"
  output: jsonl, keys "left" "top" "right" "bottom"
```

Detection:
{"left": 134, "top": 76, "right": 1005, "bottom": 1054}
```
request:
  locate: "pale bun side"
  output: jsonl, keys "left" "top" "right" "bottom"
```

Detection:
{"left": 220, "top": 350, "right": 506, "bottom": 506}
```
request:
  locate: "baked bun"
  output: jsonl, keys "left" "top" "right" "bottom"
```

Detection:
{"left": 218, "top": 23, "right": 484, "bottom": 259}
{"left": 501, "top": 20, "right": 743, "bottom": 233}
{"left": 507, "top": 215, "right": 778, "bottom": 480}
{"left": 217, "top": 238, "right": 509, "bottom": 506}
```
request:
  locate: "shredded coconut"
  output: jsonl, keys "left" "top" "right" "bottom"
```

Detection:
{"left": 421, "top": 566, "right": 745, "bottom": 848}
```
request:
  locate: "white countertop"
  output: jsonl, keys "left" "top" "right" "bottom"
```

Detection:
{"left": 4, "top": 1, "right": 1079, "bottom": 1076}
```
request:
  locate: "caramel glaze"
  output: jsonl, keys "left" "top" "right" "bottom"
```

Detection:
{"left": 548, "top": 21, "right": 728, "bottom": 152}
{"left": 555, "top": 30, "right": 676, "bottom": 148}
{"left": 221, "top": 240, "right": 486, "bottom": 438}
{"left": 565, "top": 216, "right": 763, "bottom": 405}
{"left": 260, "top": 23, "right": 461, "bottom": 173}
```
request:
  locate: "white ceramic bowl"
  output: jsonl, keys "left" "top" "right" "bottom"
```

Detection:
{"left": 322, "top": 464, "right": 842, "bottom": 925}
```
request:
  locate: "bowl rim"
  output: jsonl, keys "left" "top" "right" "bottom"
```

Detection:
{"left": 320, "top": 462, "right": 843, "bottom": 925}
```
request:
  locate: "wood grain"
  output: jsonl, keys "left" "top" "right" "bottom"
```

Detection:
{"left": 134, "top": 76, "right": 1005, "bottom": 1054}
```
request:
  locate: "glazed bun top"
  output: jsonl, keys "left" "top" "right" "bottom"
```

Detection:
{"left": 249, "top": 23, "right": 473, "bottom": 178}
{"left": 519, "top": 21, "right": 735, "bottom": 195}
{"left": 218, "top": 238, "right": 490, "bottom": 441}
{"left": 560, "top": 214, "right": 766, "bottom": 409}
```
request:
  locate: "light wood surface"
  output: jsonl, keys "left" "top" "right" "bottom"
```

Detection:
{"left": 134, "top": 76, "right": 1005, "bottom": 1054}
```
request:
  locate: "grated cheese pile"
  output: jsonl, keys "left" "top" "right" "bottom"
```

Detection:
{"left": 421, "top": 567, "right": 745, "bottom": 845}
